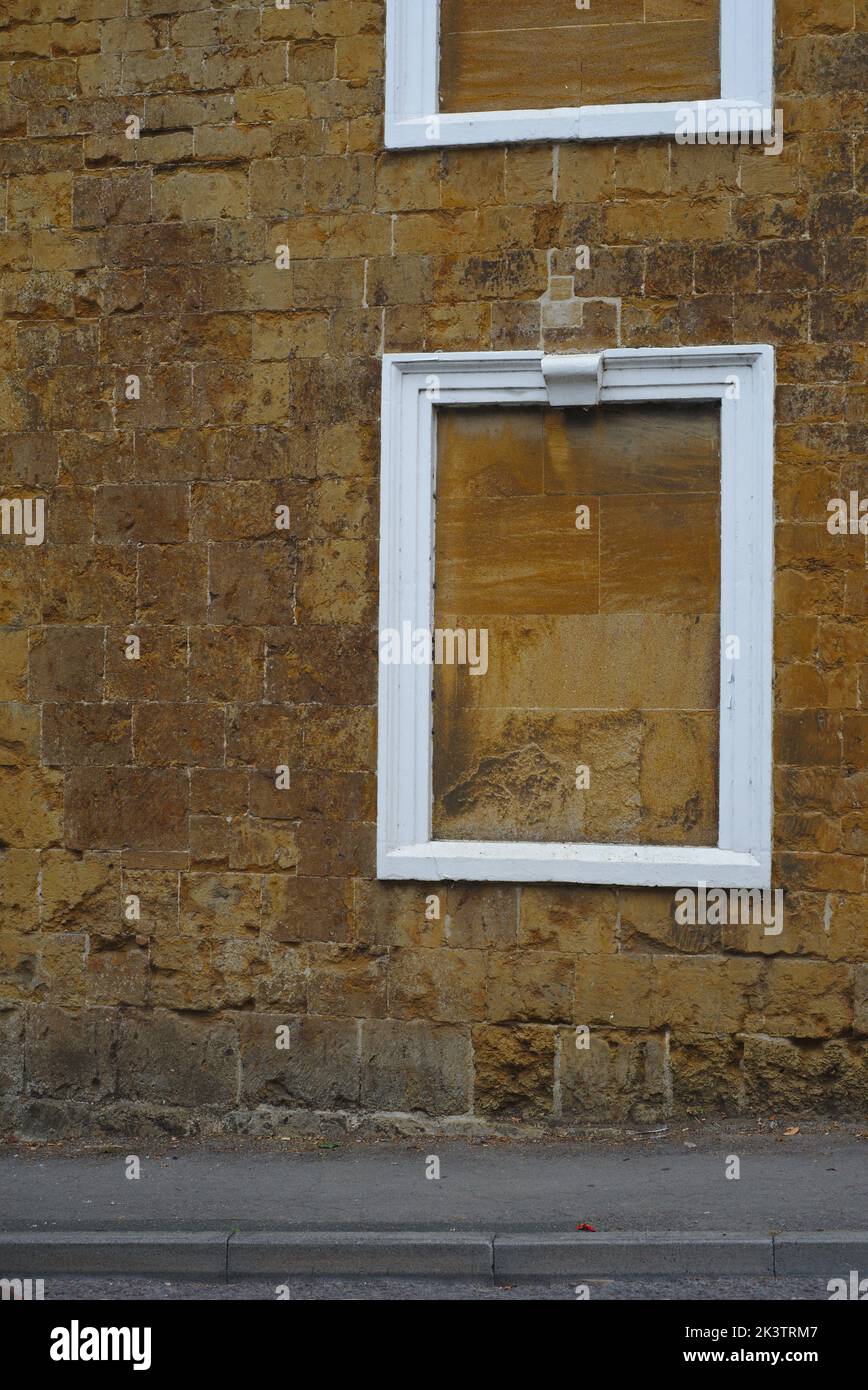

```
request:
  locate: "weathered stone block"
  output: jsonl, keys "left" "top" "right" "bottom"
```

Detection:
{"left": 65, "top": 768, "right": 189, "bottom": 851}
{"left": 0, "top": 768, "right": 64, "bottom": 847}
{"left": 351, "top": 880, "right": 442, "bottom": 949}
{"left": 229, "top": 817, "right": 297, "bottom": 872}
{"left": 133, "top": 703, "right": 224, "bottom": 768}
{"left": 306, "top": 943, "right": 388, "bottom": 1018}
{"left": 239, "top": 1014, "right": 359, "bottom": 1110}
{"left": 0, "top": 701, "right": 40, "bottom": 767}
{"left": 256, "top": 939, "right": 307, "bottom": 1012}
{"left": 41, "top": 851, "right": 120, "bottom": 931}
{"left": 265, "top": 625, "right": 376, "bottom": 705}
{"left": 296, "top": 539, "right": 375, "bottom": 625}
{"left": 753, "top": 960, "right": 852, "bottom": 1039}
{"left": 0, "top": 932, "right": 40, "bottom": 1005}
{"left": 150, "top": 936, "right": 215, "bottom": 1011}
{"left": 226, "top": 704, "right": 302, "bottom": 769}
{"left": 518, "top": 886, "right": 616, "bottom": 955}
{"left": 138, "top": 545, "right": 208, "bottom": 624}
{"left": 180, "top": 873, "right": 261, "bottom": 938}
{"left": 670, "top": 1036, "right": 744, "bottom": 1115}
{"left": 105, "top": 626, "right": 188, "bottom": 702}
{"left": 210, "top": 542, "right": 296, "bottom": 628}
{"left": 574, "top": 956, "right": 657, "bottom": 1030}
{"left": 390, "top": 948, "right": 486, "bottom": 1023}
{"left": 121, "top": 869, "right": 179, "bottom": 940}
{"left": 116, "top": 1010, "right": 238, "bottom": 1107}
{"left": 95, "top": 483, "right": 189, "bottom": 544}
{"left": 302, "top": 707, "right": 375, "bottom": 772}
{"left": 0, "top": 1010, "right": 24, "bottom": 1095}
{"left": 560, "top": 1028, "right": 667, "bottom": 1124}
{"left": 262, "top": 875, "right": 352, "bottom": 944}
{"left": 486, "top": 951, "right": 574, "bottom": 1024}
{"left": 36, "top": 933, "right": 87, "bottom": 1007}
{"left": 742, "top": 1036, "right": 868, "bottom": 1116}
{"left": 855, "top": 966, "right": 868, "bottom": 1036}
{"left": 472, "top": 1024, "right": 554, "bottom": 1119}
{"left": 25, "top": 1006, "right": 116, "bottom": 1100}
{"left": 0, "top": 850, "right": 40, "bottom": 933}
{"left": 190, "top": 769, "right": 248, "bottom": 818}
{"left": 189, "top": 814, "right": 230, "bottom": 867}
{"left": 86, "top": 945, "right": 150, "bottom": 1006}
{"left": 250, "top": 769, "right": 374, "bottom": 824}
{"left": 42, "top": 702, "right": 131, "bottom": 767}
{"left": 361, "top": 1020, "right": 470, "bottom": 1115}
{"left": 29, "top": 626, "right": 104, "bottom": 702}
{"left": 0, "top": 629, "right": 29, "bottom": 700}
{"left": 297, "top": 821, "right": 375, "bottom": 878}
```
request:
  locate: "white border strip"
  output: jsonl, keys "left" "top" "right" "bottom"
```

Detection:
{"left": 377, "top": 346, "right": 775, "bottom": 888}
{"left": 385, "top": 0, "right": 774, "bottom": 149}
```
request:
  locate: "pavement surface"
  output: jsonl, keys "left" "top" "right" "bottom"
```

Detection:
{"left": 1, "top": 1127, "right": 864, "bottom": 1290}
{"left": 1, "top": 1128, "right": 865, "bottom": 1233}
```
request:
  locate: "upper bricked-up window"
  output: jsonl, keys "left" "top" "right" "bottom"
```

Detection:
{"left": 377, "top": 346, "right": 774, "bottom": 889}
{"left": 439, "top": 0, "right": 721, "bottom": 115}
{"left": 385, "top": 0, "right": 774, "bottom": 148}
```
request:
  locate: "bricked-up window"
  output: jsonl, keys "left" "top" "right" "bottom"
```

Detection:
{"left": 384, "top": 0, "right": 774, "bottom": 149}
{"left": 439, "top": 0, "right": 721, "bottom": 115}
{"left": 377, "top": 349, "right": 774, "bottom": 889}
{"left": 432, "top": 403, "right": 721, "bottom": 846}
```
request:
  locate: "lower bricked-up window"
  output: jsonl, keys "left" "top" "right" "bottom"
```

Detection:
{"left": 377, "top": 346, "right": 774, "bottom": 889}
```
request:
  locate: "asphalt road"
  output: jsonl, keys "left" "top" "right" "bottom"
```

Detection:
{"left": 31, "top": 1275, "right": 832, "bottom": 1300}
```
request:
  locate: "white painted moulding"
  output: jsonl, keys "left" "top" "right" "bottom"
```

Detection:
{"left": 542, "top": 353, "right": 604, "bottom": 407}
{"left": 377, "top": 346, "right": 775, "bottom": 888}
{"left": 385, "top": 0, "right": 775, "bottom": 149}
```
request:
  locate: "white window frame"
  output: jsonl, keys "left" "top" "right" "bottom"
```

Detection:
{"left": 377, "top": 345, "right": 774, "bottom": 888}
{"left": 385, "top": 0, "right": 774, "bottom": 150}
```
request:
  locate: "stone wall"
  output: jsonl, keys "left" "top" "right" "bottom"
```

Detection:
{"left": 0, "top": 0, "right": 865, "bottom": 1139}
